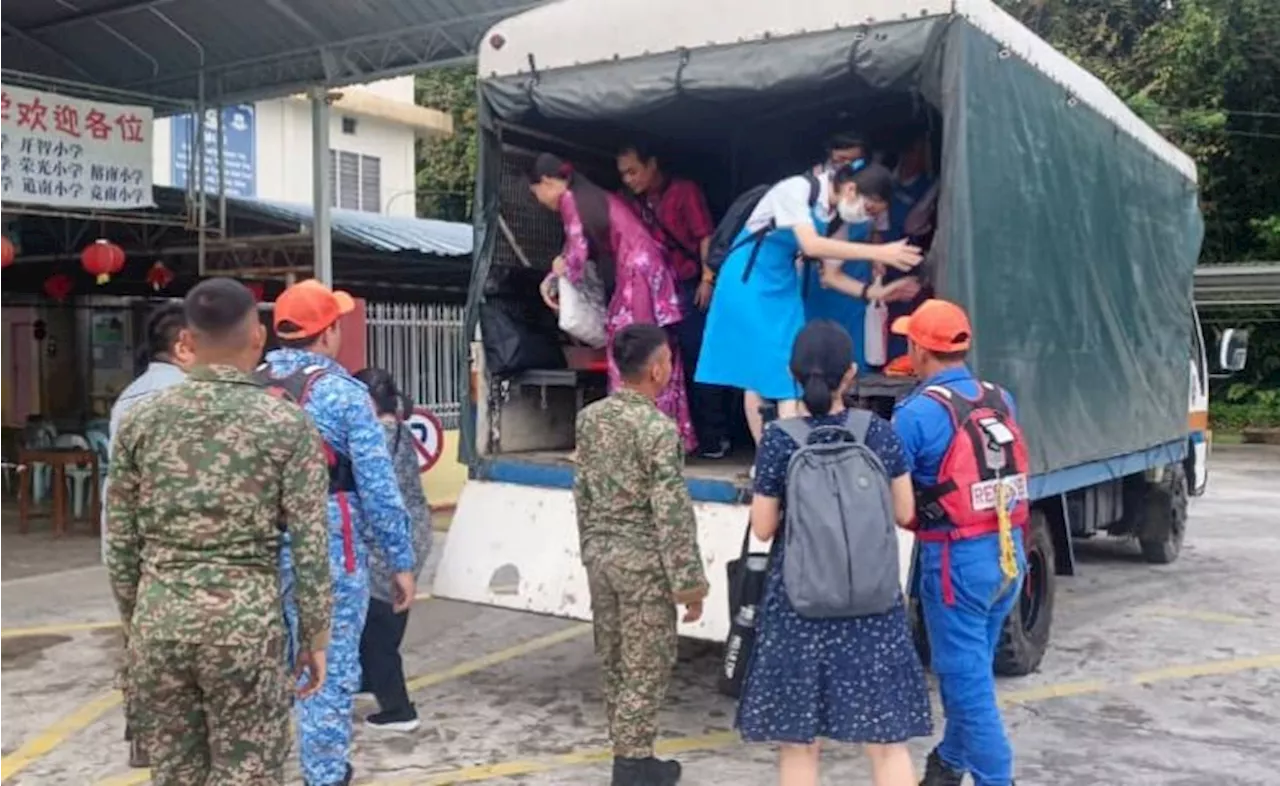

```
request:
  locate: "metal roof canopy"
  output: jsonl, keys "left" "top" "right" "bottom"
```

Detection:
{"left": 1195, "top": 263, "right": 1280, "bottom": 309}
{"left": 2, "top": 0, "right": 544, "bottom": 111}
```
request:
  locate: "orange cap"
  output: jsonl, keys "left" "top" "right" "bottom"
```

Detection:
{"left": 273, "top": 279, "right": 355, "bottom": 340}
{"left": 890, "top": 298, "right": 972, "bottom": 354}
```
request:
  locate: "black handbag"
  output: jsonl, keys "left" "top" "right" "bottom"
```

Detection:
{"left": 479, "top": 298, "right": 566, "bottom": 377}
{"left": 718, "top": 521, "right": 771, "bottom": 698}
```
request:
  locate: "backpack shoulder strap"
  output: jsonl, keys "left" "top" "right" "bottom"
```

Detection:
{"left": 803, "top": 171, "right": 821, "bottom": 207}
{"left": 295, "top": 364, "right": 328, "bottom": 407}
{"left": 842, "top": 408, "right": 873, "bottom": 443}
{"left": 976, "top": 381, "right": 1009, "bottom": 413}
{"left": 922, "top": 384, "right": 964, "bottom": 429}
{"left": 773, "top": 417, "right": 813, "bottom": 448}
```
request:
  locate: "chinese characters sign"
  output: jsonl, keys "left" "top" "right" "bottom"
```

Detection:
{"left": 1, "top": 85, "right": 154, "bottom": 209}
{"left": 171, "top": 105, "right": 256, "bottom": 197}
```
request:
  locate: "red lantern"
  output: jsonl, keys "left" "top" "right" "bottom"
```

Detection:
{"left": 81, "top": 239, "right": 126, "bottom": 284}
{"left": 1, "top": 236, "right": 14, "bottom": 269}
{"left": 245, "top": 281, "right": 265, "bottom": 303}
{"left": 146, "top": 261, "right": 174, "bottom": 291}
{"left": 43, "top": 273, "right": 74, "bottom": 302}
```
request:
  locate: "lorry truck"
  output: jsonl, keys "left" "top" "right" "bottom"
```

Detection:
{"left": 432, "top": 0, "right": 1249, "bottom": 677}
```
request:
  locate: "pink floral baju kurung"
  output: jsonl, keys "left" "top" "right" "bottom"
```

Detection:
{"left": 550, "top": 190, "right": 696, "bottom": 452}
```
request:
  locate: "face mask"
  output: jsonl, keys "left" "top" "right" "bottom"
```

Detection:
{"left": 838, "top": 197, "right": 870, "bottom": 225}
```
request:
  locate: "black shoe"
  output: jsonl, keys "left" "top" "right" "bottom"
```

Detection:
{"left": 366, "top": 703, "right": 420, "bottom": 732}
{"left": 611, "top": 756, "right": 681, "bottom": 786}
{"left": 919, "top": 748, "right": 964, "bottom": 786}
{"left": 305, "top": 764, "right": 353, "bottom": 786}
{"left": 128, "top": 738, "right": 150, "bottom": 769}
{"left": 697, "top": 438, "right": 731, "bottom": 460}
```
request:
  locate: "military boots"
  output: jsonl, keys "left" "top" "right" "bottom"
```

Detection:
{"left": 919, "top": 748, "right": 964, "bottom": 786}
{"left": 611, "top": 755, "right": 682, "bottom": 786}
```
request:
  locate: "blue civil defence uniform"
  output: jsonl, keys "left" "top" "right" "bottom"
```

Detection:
{"left": 267, "top": 348, "right": 415, "bottom": 786}
{"left": 893, "top": 366, "right": 1025, "bottom": 786}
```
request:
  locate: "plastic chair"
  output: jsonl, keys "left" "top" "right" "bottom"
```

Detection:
{"left": 86, "top": 430, "right": 112, "bottom": 484}
{"left": 22, "top": 420, "right": 57, "bottom": 504}
{"left": 1, "top": 458, "right": 17, "bottom": 497}
{"left": 55, "top": 434, "right": 95, "bottom": 520}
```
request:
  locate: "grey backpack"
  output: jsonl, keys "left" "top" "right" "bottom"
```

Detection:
{"left": 775, "top": 410, "right": 901, "bottom": 618}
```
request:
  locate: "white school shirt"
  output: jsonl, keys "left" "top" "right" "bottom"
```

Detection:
{"left": 745, "top": 172, "right": 889, "bottom": 236}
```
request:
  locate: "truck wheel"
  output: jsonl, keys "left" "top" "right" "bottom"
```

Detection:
{"left": 1139, "top": 463, "right": 1189, "bottom": 565}
{"left": 994, "top": 510, "right": 1056, "bottom": 677}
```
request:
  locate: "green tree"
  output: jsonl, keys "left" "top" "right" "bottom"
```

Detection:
{"left": 414, "top": 67, "right": 478, "bottom": 222}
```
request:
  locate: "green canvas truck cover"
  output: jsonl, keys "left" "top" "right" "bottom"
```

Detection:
{"left": 464, "top": 3, "right": 1202, "bottom": 477}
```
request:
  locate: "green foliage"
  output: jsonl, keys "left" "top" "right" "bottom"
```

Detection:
{"left": 999, "top": 0, "right": 1280, "bottom": 262}
{"left": 1250, "top": 215, "right": 1280, "bottom": 260}
{"left": 1209, "top": 402, "right": 1280, "bottom": 431}
{"left": 414, "top": 67, "right": 478, "bottom": 222}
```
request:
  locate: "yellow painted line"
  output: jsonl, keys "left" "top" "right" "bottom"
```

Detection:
{"left": 87, "top": 625, "right": 593, "bottom": 786}
{"left": 405, "top": 624, "right": 591, "bottom": 693}
{"left": 998, "top": 679, "right": 1109, "bottom": 706}
{"left": 1, "top": 620, "right": 121, "bottom": 640}
{"left": 1, "top": 691, "right": 123, "bottom": 782}
{"left": 1129, "top": 652, "right": 1280, "bottom": 685}
{"left": 364, "top": 651, "right": 1280, "bottom": 786}
{"left": 374, "top": 731, "right": 739, "bottom": 786}
{"left": 1141, "top": 606, "right": 1255, "bottom": 626}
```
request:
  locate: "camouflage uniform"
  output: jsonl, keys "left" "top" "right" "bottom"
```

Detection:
{"left": 573, "top": 390, "right": 708, "bottom": 758}
{"left": 105, "top": 365, "right": 333, "bottom": 786}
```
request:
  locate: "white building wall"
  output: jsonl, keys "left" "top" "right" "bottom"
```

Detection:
{"left": 151, "top": 77, "right": 423, "bottom": 217}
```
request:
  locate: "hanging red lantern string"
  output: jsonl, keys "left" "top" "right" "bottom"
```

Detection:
{"left": 1, "top": 236, "right": 14, "bottom": 269}
{"left": 81, "top": 239, "right": 126, "bottom": 285}
{"left": 146, "top": 261, "right": 175, "bottom": 291}
{"left": 43, "top": 273, "right": 74, "bottom": 302}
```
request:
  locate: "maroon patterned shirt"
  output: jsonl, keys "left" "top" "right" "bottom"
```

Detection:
{"left": 626, "top": 177, "right": 715, "bottom": 283}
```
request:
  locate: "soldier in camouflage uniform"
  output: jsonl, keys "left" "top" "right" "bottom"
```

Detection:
{"left": 105, "top": 278, "right": 333, "bottom": 786}
{"left": 574, "top": 323, "right": 710, "bottom": 786}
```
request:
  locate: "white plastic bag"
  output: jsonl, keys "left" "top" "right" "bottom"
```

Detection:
{"left": 864, "top": 288, "right": 889, "bottom": 368}
{"left": 557, "top": 262, "right": 608, "bottom": 348}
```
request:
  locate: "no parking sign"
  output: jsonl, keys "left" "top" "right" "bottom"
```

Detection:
{"left": 405, "top": 406, "right": 444, "bottom": 474}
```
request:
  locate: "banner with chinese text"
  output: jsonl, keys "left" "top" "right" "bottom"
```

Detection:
{"left": 1, "top": 85, "right": 155, "bottom": 210}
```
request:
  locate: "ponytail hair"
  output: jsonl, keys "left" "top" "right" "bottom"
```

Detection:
{"left": 529, "top": 152, "right": 617, "bottom": 291}
{"left": 789, "top": 320, "right": 855, "bottom": 416}
{"left": 353, "top": 367, "right": 413, "bottom": 419}
{"left": 801, "top": 371, "right": 835, "bottom": 417}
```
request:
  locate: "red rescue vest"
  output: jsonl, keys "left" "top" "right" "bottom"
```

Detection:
{"left": 914, "top": 381, "right": 1030, "bottom": 605}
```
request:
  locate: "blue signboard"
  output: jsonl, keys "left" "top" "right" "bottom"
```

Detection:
{"left": 171, "top": 105, "right": 255, "bottom": 197}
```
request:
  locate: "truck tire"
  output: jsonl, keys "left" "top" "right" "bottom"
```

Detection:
{"left": 1139, "top": 462, "right": 1189, "bottom": 565}
{"left": 994, "top": 510, "right": 1055, "bottom": 677}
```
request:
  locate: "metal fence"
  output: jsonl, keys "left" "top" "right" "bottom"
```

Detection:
{"left": 366, "top": 301, "right": 466, "bottom": 429}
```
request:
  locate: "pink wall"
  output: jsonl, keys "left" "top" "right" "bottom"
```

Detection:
{"left": 2, "top": 306, "right": 38, "bottom": 427}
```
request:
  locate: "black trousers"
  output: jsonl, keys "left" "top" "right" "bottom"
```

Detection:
{"left": 359, "top": 597, "right": 411, "bottom": 713}
{"left": 669, "top": 278, "right": 731, "bottom": 448}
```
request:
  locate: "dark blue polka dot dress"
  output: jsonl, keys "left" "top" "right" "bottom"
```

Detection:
{"left": 735, "top": 410, "right": 934, "bottom": 745}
